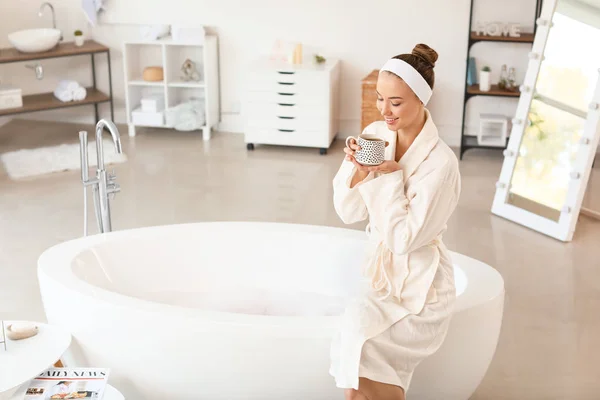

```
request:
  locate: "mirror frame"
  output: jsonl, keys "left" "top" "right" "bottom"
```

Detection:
{"left": 491, "top": 0, "right": 600, "bottom": 242}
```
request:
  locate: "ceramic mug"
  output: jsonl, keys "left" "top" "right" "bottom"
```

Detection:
{"left": 345, "top": 134, "right": 387, "bottom": 165}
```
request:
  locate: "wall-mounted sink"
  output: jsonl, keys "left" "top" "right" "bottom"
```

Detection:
{"left": 8, "top": 28, "right": 61, "bottom": 53}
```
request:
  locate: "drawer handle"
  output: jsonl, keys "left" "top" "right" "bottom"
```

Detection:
{"left": 277, "top": 116, "right": 295, "bottom": 119}
{"left": 277, "top": 82, "right": 295, "bottom": 85}
{"left": 277, "top": 71, "right": 295, "bottom": 75}
{"left": 278, "top": 92, "right": 295, "bottom": 96}
{"left": 277, "top": 103, "right": 295, "bottom": 106}
{"left": 278, "top": 129, "right": 295, "bottom": 132}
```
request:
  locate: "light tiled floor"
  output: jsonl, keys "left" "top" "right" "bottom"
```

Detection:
{"left": 1, "top": 119, "right": 599, "bottom": 399}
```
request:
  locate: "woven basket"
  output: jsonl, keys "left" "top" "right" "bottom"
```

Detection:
{"left": 361, "top": 69, "right": 383, "bottom": 131}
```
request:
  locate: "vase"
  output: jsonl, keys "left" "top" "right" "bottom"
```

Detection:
{"left": 480, "top": 71, "right": 491, "bottom": 92}
{"left": 75, "top": 36, "right": 84, "bottom": 47}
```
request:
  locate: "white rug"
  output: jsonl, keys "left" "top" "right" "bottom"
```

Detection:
{"left": 0, "top": 140, "right": 128, "bottom": 180}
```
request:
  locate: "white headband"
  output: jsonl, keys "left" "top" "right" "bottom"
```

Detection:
{"left": 380, "top": 58, "right": 433, "bottom": 105}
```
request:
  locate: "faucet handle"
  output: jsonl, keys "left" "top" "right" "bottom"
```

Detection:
{"left": 107, "top": 182, "right": 120, "bottom": 194}
{"left": 108, "top": 169, "right": 117, "bottom": 182}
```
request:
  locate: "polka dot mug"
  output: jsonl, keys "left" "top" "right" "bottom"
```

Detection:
{"left": 345, "top": 134, "right": 387, "bottom": 166}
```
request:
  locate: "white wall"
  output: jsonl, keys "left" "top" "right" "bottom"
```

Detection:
{"left": 0, "top": 0, "right": 539, "bottom": 146}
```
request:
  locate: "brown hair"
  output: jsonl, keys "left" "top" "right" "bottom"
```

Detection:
{"left": 390, "top": 43, "right": 438, "bottom": 90}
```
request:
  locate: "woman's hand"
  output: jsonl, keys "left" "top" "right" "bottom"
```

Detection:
{"left": 350, "top": 158, "right": 401, "bottom": 174}
{"left": 343, "top": 137, "right": 361, "bottom": 162}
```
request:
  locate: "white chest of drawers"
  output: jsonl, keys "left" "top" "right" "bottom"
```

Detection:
{"left": 242, "top": 58, "right": 341, "bottom": 154}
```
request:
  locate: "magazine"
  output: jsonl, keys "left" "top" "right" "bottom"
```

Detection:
{"left": 22, "top": 368, "right": 110, "bottom": 399}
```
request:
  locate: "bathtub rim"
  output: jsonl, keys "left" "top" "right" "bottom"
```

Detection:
{"left": 37, "top": 221, "right": 504, "bottom": 334}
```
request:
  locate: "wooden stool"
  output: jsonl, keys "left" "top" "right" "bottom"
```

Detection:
{"left": 361, "top": 69, "right": 383, "bottom": 131}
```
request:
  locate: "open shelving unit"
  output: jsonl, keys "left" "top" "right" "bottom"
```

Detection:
{"left": 459, "top": 0, "right": 543, "bottom": 159}
{"left": 123, "top": 34, "right": 219, "bottom": 140}
{"left": 0, "top": 40, "right": 113, "bottom": 122}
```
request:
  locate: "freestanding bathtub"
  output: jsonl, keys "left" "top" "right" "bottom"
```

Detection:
{"left": 38, "top": 222, "right": 504, "bottom": 400}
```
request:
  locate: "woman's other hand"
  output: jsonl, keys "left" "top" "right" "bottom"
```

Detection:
{"left": 350, "top": 159, "right": 401, "bottom": 174}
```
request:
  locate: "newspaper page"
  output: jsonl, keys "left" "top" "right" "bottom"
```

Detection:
{"left": 22, "top": 368, "right": 110, "bottom": 399}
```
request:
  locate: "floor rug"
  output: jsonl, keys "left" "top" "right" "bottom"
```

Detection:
{"left": 0, "top": 140, "right": 127, "bottom": 180}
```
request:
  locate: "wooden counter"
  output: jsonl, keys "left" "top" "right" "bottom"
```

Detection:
{"left": 0, "top": 88, "right": 110, "bottom": 117}
{"left": 0, "top": 40, "right": 109, "bottom": 64}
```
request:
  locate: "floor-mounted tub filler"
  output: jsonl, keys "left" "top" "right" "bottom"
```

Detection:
{"left": 37, "top": 222, "right": 504, "bottom": 400}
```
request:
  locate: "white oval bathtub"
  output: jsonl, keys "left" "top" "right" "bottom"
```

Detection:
{"left": 37, "top": 222, "right": 504, "bottom": 400}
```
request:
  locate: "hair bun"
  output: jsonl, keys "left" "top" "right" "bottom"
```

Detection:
{"left": 412, "top": 44, "right": 438, "bottom": 67}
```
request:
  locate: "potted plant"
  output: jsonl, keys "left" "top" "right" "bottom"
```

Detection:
{"left": 480, "top": 66, "right": 491, "bottom": 92}
{"left": 74, "top": 30, "right": 84, "bottom": 47}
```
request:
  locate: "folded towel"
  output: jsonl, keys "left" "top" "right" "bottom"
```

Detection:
{"left": 173, "top": 109, "right": 206, "bottom": 131}
{"left": 53, "top": 87, "right": 73, "bottom": 102}
{"left": 53, "top": 80, "right": 86, "bottom": 102}
{"left": 57, "top": 80, "right": 80, "bottom": 92}
{"left": 165, "top": 99, "right": 206, "bottom": 131}
{"left": 72, "top": 86, "right": 87, "bottom": 101}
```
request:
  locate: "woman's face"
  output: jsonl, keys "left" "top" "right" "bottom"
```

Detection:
{"left": 376, "top": 71, "right": 424, "bottom": 132}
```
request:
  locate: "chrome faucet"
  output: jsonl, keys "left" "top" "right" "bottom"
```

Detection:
{"left": 25, "top": 63, "right": 44, "bottom": 80}
{"left": 79, "top": 119, "right": 123, "bottom": 236}
{"left": 39, "top": 2, "right": 62, "bottom": 40}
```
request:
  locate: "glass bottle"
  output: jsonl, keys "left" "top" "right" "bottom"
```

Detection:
{"left": 507, "top": 67, "right": 517, "bottom": 91}
{"left": 498, "top": 64, "right": 508, "bottom": 90}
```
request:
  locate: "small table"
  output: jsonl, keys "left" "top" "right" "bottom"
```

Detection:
{"left": 0, "top": 321, "right": 71, "bottom": 398}
{"left": 0, "top": 321, "right": 124, "bottom": 400}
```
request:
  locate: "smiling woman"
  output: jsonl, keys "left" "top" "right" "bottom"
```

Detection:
{"left": 333, "top": 44, "right": 462, "bottom": 400}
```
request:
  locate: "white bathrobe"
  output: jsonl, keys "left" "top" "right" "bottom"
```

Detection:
{"left": 329, "top": 109, "right": 461, "bottom": 391}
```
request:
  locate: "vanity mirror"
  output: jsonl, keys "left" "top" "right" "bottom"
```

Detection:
{"left": 581, "top": 157, "right": 600, "bottom": 219}
{"left": 492, "top": 0, "right": 600, "bottom": 241}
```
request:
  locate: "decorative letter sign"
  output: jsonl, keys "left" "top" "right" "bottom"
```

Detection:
{"left": 474, "top": 22, "right": 522, "bottom": 38}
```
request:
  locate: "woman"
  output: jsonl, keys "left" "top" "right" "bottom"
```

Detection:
{"left": 329, "top": 44, "right": 461, "bottom": 400}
